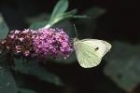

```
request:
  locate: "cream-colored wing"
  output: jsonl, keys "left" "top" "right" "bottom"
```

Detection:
{"left": 73, "top": 39, "right": 111, "bottom": 68}
{"left": 80, "top": 39, "right": 112, "bottom": 57}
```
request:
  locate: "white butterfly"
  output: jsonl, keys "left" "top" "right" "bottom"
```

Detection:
{"left": 73, "top": 38, "right": 111, "bottom": 68}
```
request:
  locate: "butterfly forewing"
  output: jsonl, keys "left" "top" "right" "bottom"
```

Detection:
{"left": 81, "top": 39, "right": 111, "bottom": 57}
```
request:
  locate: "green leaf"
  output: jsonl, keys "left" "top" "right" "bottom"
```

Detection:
{"left": 14, "top": 58, "right": 63, "bottom": 86}
{"left": 56, "top": 9, "right": 87, "bottom": 22}
{"left": 45, "top": 9, "right": 77, "bottom": 28}
{"left": 45, "top": 9, "right": 87, "bottom": 28}
{"left": 0, "top": 14, "right": 9, "bottom": 39}
{"left": 104, "top": 41, "right": 140, "bottom": 91}
{"left": 0, "top": 68, "right": 17, "bottom": 93}
{"left": 49, "top": 0, "right": 68, "bottom": 23}
{"left": 18, "top": 88, "right": 36, "bottom": 93}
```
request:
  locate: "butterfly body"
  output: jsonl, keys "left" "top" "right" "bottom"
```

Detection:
{"left": 73, "top": 38, "right": 111, "bottom": 68}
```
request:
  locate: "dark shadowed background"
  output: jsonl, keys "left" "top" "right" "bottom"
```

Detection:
{"left": 0, "top": 0, "right": 138, "bottom": 93}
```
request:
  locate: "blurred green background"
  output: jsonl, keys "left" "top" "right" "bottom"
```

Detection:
{"left": 0, "top": 0, "right": 138, "bottom": 93}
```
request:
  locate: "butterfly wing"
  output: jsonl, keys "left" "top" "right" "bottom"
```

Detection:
{"left": 73, "top": 39, "right": 111, "bottom": 68}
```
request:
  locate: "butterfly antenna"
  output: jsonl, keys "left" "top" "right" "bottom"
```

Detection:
{"left": 73, "top": 24, "right": 78, "bottom": 38}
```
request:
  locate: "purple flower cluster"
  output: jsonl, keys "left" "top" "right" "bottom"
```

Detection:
{"left": 33, "top": 28, "right": 73, "bottom": 59}
{"left": 0, "top": 29, "right": 36, "bottom": 56}
{"left": 0, "top": 28, "right": 73, "bottom": 59}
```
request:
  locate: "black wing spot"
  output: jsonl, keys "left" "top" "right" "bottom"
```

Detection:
{"left": 95, "top": 47, "right": 99, "bottom": 51}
